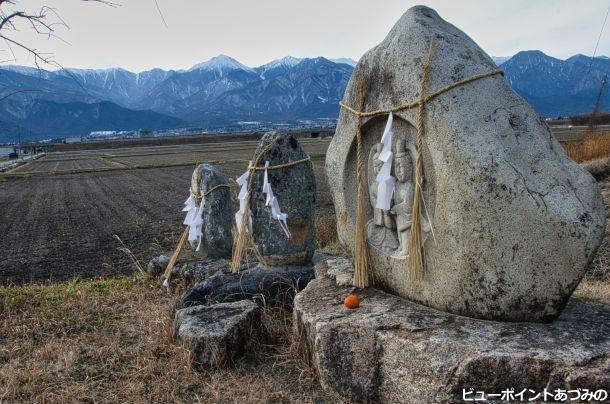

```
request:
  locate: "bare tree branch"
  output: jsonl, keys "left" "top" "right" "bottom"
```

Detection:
{"left": 0, "top": 0, "right": 119, "bottom": 69}
{"left": 0, "top": 89, "right": 41, "bottom": 102}
{"left": 153, "top": 0, "right": 168, "bottom": 28}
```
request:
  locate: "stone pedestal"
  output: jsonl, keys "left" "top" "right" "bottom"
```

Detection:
{"left": 173, "top": 300, "right": 260, "bottom": 368}
{"left": 294, "top": 258, "right": 610, "bottom": 402}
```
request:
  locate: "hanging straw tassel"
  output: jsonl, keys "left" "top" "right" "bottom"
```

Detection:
{"left": 353, "top": 73, "right": 372, "bottom": 288}
{"left": 230, "top": 198, "right": 251, "bottom": 273}
{"left": 408, "top": 38, "right": 436, "bottom": 280}
{"left": 162, "top": 226, "right": 189, "bottom": 287}
{"left": 230, "top": 141, "right": 277, "bottom": 273}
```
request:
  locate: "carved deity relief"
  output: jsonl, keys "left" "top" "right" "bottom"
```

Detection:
{"left": 367, "top": 136, "right": 430, "bottom": 257}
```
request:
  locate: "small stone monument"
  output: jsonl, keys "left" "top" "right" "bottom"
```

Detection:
{"left": 191, "top": 163, "right": 233, "bottom": 259}
{"left": 325, "top": 5, "right": 605, "bottom": 322}
{"left": 172, "top": 137, "right": 320, "bottom": 367}
{"left": 249, "top": 131, "right": 316, "bottom": 266}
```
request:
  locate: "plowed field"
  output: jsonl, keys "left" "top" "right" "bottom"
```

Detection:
{"left": 0, "top": 138, "right": 331, "bottom": 283}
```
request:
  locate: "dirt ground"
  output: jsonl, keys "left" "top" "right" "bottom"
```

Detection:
{"left": 0, "top": 139, "right": 332, "bottom": 284}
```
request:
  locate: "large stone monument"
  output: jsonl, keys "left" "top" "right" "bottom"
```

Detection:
{"left": 325, "top": 6, "right": 605, "bottom": 322}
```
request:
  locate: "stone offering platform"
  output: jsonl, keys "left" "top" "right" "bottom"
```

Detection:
{"left": 294, "top": 257, "right": 610, "bottom": 402}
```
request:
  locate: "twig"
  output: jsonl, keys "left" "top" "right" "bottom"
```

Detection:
{"left": 0, "top": 89, "right": 41, "bottom": 102}
{"left": 114, "top": 234, "right": 146, "bottom": 275}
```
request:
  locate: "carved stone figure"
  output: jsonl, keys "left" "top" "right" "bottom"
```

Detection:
{"left": 366, "top": 142, "right": 399, "bottom": 253}
{"left": 390, "top": 139, "right": 415, "bottom": 255}
{"left": 369, "top": 143, "right": 396, "bottom": 229}
{"left": 367, "top": 137, "right": 418, "bottom": 256}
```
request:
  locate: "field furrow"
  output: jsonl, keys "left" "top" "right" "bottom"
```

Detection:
{"left": 0, "top": 140, "right": 332, "bottom": 283}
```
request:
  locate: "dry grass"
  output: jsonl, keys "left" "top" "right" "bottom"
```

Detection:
{"left": 581, "top": 156, "right": 610, "bottom": 180}
{"left": 574, "top": 278, "right": 610, "bottom": 305}
{"left": 0, "top": 276, "right": 332, "bottom": 403}
{"left": 563, "top": 131, "right": 610, "bottom": 163}
{"left": 586, "top": 179, "right": 610, "bottom": 282}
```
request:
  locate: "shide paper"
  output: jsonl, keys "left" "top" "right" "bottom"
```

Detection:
{"left": 375, "top": 112, "right": 396, "bottom": 211}
{"left": 235, "top": 162, "right": 252, "bottom": 233}
{"left": 182, "top": 191, "right": 205, "bottom": 251}
{"left": 263, "top": 161, "right": 291, "bottom": 238}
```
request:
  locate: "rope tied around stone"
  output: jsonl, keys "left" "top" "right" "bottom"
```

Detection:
{"left": 341, "top": 39, "right": 504, "bottom": 282}
{"left": 408, "top": 39, "right": 435, "bottom": 280}
{"left": 163, "top": 181, "right": 236, "bottom": 285}
{"left": 339, "top": 68, "right": 504, "bottom": 117}
{"left": 353, "top": 71, "right": 372, "bottom": 288}
{"left": 248, "top": 155, "right": 311, "bottom": 172}
{"left": 230, "top": 139, "right": 313, "bottom": 273}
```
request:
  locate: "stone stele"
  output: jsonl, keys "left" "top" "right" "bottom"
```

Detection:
{"left": 250, "top": 131, "right": 316, "bottom": 266}
{"left": 192, "top": 163, "right": 233, "bottom": 259}
{"left": 325, "top": 6, "right": 605, "bottom": 322}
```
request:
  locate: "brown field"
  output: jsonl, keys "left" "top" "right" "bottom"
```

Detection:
{"left": 0, "top": 139, "right": 331, "bottom": 284}
{"left": 550, "top": 125, "right": 610, "bottom": 142}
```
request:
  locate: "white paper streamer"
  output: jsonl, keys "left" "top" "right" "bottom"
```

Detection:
{"left": 262, "top": 161, "right": 291, "bottom": 238}
{"left": 182, "top": 188, "right": 206, "bottom": 251}
{"left": 375, "top": 112, "right": 396, "bottom": 211}
{"left": 235, "top": 161, "right": 252, "bottom": 233}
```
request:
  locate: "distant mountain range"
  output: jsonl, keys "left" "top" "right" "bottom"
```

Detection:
{"left": 0, "top": 51, "right": 608, "bottom": 142}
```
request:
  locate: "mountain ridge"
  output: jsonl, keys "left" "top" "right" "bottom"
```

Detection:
{"left": 1, "top": 51, "right": 609, "bottom": 141}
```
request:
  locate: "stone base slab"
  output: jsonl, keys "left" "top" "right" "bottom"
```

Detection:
{"left": 293, "top": 257, "right": 610, "bottom": 402}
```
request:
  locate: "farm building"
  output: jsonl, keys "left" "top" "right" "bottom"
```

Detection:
{"left": 64, "top": 137, "right": 82, "bottom": 144}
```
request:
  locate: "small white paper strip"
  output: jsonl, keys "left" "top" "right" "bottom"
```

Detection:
{"left": 235, "top": 161, "right": 252, "bottom": 233}
{"left": 182, "top": 188, "right": 206, "bottom": 252}
{"left": 262, "top": 161, "right": 291, "bottom": 238}
{"left": 375, "top": 112, "right": 396, "bottom": 211}
{"left": 182, "top": 194, "right": 197, "bottom": 225}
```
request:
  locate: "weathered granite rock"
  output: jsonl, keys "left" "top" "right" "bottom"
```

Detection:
{"left": 170, "top": 258, "right": 230, "bottom": 286}
{"left": 314, "top": 256, "right": 354, "bottom": 287}
{"left": 176, "top": 253, "right": 330, "bottom": 310}
{"left": 250, "top": 131, "right": 316, "bottom": 266}
{"left": 325, "top": 6, "right": 606, "bottom": 322}
{"left": 173, "top": 300, "right": 259, "bottom": 368}
{"left": 192, "top": 164, "right": 233, "bottom": 259}
{"left": 294, "top": 258, "right": 610, "bottom": 402}
{"left": 147, "top": 254, "right": 170, "bottom": 277}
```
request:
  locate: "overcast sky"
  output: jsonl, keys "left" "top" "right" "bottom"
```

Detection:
{"left": 3, "top": 0, "right": 610, "bottom": 72}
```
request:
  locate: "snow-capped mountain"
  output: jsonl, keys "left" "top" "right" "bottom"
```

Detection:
{"left": 2, "top": 51, "right": 610, "bottom": 139}
{"left": 259, "top": 56, "right": 302, "bottom": 70}
{"left": 330, "top": 58, "right": 357, "bottom": 67}
{"left": 189, "top": 54, "right": 255, "bottom": 74}
{"left": 500, "top": 51, "right": 610, "bottom": 116}
{"left": 0, "top": 55, "right": 354, "bottom": 138}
